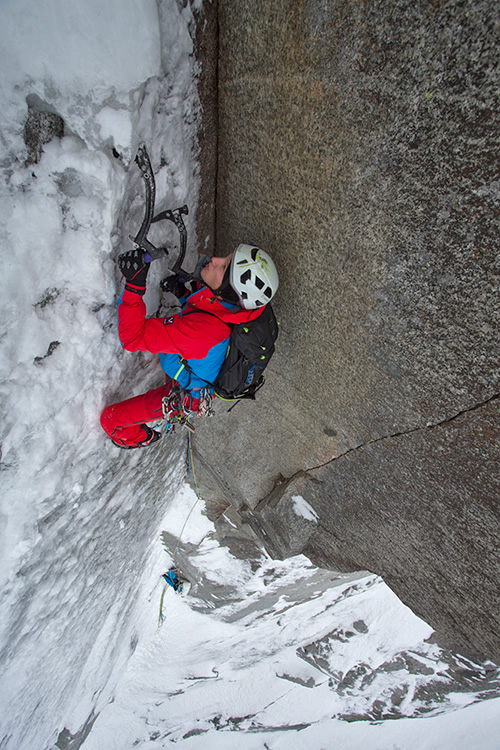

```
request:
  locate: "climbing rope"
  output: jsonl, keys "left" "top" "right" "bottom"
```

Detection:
{"left": 157, "top": 428, "right": 202, "bottom": 627}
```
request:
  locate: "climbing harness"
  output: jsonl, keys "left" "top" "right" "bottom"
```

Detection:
{"left": 157, "top": 430, "right": 202, "bottom": 627}
{"left": 197, "top": 391, "right": 215, "bottom": 419}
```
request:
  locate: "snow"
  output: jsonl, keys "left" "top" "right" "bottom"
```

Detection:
{"left": 0, "top": 0, "right": 160, "bottom": 90}
{"left": 0, "top": 1, "right": 499, "bottom": 749}
{"left": 0, "top": 0, "right": 161, "bottom": 164}
{"left": 291, "top": 494, "right": 319, "bottom": 522}
{"left": 95, "top": 107, "right": 134, "bottom": 154}
{"left": 81, "top": 488, "right": 500, "bottom": 749}
{"left": 0, "top": 2, "right": 201, "bottom": 748}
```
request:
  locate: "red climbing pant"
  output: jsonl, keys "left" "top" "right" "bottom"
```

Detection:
{"left": 100, "top": 381, "right": 200, "bottom": 448}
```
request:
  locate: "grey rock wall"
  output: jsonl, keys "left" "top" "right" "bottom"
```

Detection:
{"left": 244, "top": 399, "right": 499, "bottom": 661}
{"left": 193, "top": 0, "right": 500, "bottom": 662}
{"left": 192, "top": 0, "right": 218, "bottom": 257}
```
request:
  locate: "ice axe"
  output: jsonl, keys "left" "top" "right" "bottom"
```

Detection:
{"left": 129, "top": 143, "right": 189, "bottom": 273}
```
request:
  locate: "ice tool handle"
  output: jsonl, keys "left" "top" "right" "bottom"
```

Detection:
{"left": 131, "top": 142, "right": 189, "bottom": 270}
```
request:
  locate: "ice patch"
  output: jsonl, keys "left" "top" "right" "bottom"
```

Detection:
{"left": 292, "top": 494, "right": 319, "bottom": 523}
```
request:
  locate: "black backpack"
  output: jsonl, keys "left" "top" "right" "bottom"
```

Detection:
{"left": 180, "top": 304, "right": 279, "bottom": 401}
{"left": 213, "top": 304, "right": 279, "bottom": 401}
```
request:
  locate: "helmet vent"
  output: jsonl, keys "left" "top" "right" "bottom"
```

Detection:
{"left": 255, "top": 277, "right": 264, "bottom": 290}
{"left": 240, "top": 269, "right": 252, "bottom": 284}
{"left": 264, "top": 287, "right": 272, "bottom": 298}
{"left": 251, "top": 247, "right": 259, "bottom": 260}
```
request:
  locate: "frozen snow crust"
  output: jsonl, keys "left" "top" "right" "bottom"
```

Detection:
{"left": 0, "top": 1, "right": 499, "bottom": 749}
{"left": 0, "top": 1, "right": 201, "bottom": 748}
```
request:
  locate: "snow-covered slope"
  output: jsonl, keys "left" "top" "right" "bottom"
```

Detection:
{"left": 0, "top": 2, "right": 498, "bottom": 749}
{"left": 0, "top": 2, "right": 201, "bottom": 748}
{"left": 82, "top": 486, "right": 500, "bottom": 749}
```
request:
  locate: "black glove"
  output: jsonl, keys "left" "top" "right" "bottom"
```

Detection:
{"left": 118, "top": 249, "right": 150, "bottom": 295}
{"left": 160, "top": 275, "right": 187, "bottom": 299}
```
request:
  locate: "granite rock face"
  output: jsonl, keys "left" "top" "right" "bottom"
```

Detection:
{"left": 192, "top": 0, "right": 218, "bottom": 257}
{"left": 193, "top": 0, "right": 499, "bottom": 662}
{"left": 244, "top": 399, "right": 499, "bottom": 662}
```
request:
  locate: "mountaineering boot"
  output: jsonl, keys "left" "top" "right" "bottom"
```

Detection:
{"left": 112, "top": 425, "right": 161, "bottom": 450}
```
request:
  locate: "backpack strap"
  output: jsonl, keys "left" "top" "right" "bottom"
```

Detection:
{"left": 170, "top": 306, "right": 232, "bottom": 389}
{"left": 172, "top": 305, "right": 274, "bottom": 402}
{"left": 175, "top": 314, "right": 251, "bottom": 399}
{"left": 175, "top": 357, "right": 212, "bottom": 389}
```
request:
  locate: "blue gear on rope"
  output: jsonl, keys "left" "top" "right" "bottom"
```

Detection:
{"left": 157, "top": 429, "right": 200, "bottom": 627}
{"left": 162, "top": 567, "right": 183, "bottom": 592}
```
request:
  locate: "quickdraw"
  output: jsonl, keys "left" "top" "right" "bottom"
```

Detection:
{"left": 159, "top": 386, "right": 214, "bottom": 434}
{"left": 161, "top": 390, "right": 195, "bottom": 433}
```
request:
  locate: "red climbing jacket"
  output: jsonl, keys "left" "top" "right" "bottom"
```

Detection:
{"left": 117, "top": 285, "right": 264, "bottom": 392}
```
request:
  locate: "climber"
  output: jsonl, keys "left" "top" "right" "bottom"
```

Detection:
{"left": 100, "top": 244, "right": 279, "bottom": 448}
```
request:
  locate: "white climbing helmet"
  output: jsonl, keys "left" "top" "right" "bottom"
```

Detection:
{"left": 229, "top": 244, "right": 279, "bottom": 309}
